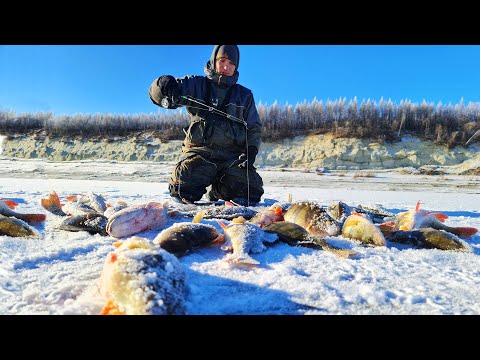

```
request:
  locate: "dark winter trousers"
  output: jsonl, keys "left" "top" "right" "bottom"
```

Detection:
{"left": 169, "top": 152, "right": 264, "bottom": 203}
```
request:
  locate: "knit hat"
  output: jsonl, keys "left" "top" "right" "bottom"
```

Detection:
{"left": 214, "top": 45, "right": 240, "bottom": 68}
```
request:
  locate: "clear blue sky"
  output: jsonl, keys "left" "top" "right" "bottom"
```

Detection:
{"left": 1, "top": 45, "right": 479, "bottom": 116}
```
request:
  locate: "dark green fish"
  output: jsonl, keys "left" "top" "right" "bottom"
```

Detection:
{"left": 58, "top": 213, "right": 108, "bottom": 236}
{"left": 387, "top": 227, "right": 472, "bottom": 252}
{"left": 153, "top": 222, "right": 222, "bottom": 257}
{"left": 264, "top": 221, "right": 357, "bottom": 258}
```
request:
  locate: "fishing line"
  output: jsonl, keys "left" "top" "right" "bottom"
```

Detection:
{"left": 163, "top": 95, "right": 251, "bottom": 206}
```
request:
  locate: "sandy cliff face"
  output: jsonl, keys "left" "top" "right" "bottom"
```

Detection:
{"left": 1, "top": 133, "right": 478, "bottom": 171}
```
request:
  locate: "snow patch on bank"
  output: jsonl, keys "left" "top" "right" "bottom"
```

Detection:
{"left": 0, "top": 135, "right": 5, "bottom": 155}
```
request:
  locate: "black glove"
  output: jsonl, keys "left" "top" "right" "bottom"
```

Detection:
{"left": 158, "top": 75, "right": 180, "bottom": 104}
{"left": 238, "top": 146, "right": 258, "bottom": 170}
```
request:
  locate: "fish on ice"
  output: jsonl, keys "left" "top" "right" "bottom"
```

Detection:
{"left": 218, "top": 217, "right": 278, "bottom": 266}
{"left": 98, "top": 237, "right": 186, "bottom": 315}
{"left": 283, "top": 202, "right": 342, "bottom": 238}
{"left": 106, "top": 202, "right": 169, "bottom": 238}
{"left": 341, "top": 212, "right": 386, "bottom": 246}
{"left": 263, "top": 221, "right": 358, "bottom": 258}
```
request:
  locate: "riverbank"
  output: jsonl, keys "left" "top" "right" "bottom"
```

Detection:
{"left": 1, "top": 132, "right": 479, "bottom": 174}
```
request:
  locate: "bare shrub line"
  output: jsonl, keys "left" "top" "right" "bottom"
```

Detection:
{"left": 1, "top": 97, "right": 479, "bottom": 147}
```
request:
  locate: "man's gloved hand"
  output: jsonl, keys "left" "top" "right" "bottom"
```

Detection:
{"left": 158, "top": 75, "right": 180, "bottom": 103}
{"left": 238, "top": 146, "right": 258, "bottom": 170}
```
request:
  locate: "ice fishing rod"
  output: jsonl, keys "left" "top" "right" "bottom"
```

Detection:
{"left": 161, "top": 95, "right": 247, "bottom": 127}
{"left": 465, "top": 129, "right": 480, "bottom": 146}
{"left": 183, "top": 95, "right": 248, "bottom": 127}
{"left": 161, "top": 94, "right": 252, "bottom": 206}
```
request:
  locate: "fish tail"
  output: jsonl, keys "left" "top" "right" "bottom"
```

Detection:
{"left": 378, "top": 221, "right": 396, "bottom": 236}
{"left": 432, "top": 212, "right": 448, "bottom": 222}
{"left": 22, "top": 213, "right": 47, "bottom": 224}
{"left": 313, "top": 238, "right": 359, "bottom": 258}
{"left": 324, "top": 247, "right": 359, "bottom": 259}
{"left": 208, "top": 234, "right": 225, "bottom": 246}
{"left": 192, "top": 210, "right": 205, "bottom": 224}
{"left": 66, "top": 195, "right": 77, "bottom": 202}
{"left": 451, "top": 227, "right": 478, "bottom": 238}
{"left": 415, "top": 200, "right": 421, "bottom": 211}
{"left": 100, "top": 300, "right": 123, "bottom": 315}
{"left": 226, "top": 254, "right": 260, "bottom": 267}
{"left": 41, "top": 191, "right": 61, "bottom": 210}
{"left": 217, "top": 220, "right": 228, "bottom": 230}
{"left": 41, "top": 192, "right": 67, "bottom": 216}
{"left": 1, "top": 199, "right": 18, "bottom": 209}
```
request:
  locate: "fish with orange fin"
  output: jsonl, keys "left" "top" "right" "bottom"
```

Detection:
{"left": 0, "top": 198, "right": 19, "bottom": 209}
{"left": 342, "top": 212, "right": 386, "bottom": 246}
{"left": 249, "top": 205, "right": 284, "bottom": 228}
{"left": 218, "top": 217, "right": 278, "bottom": 266}
{"left": 283, "top": 202, "right": 342, "bottom": 238}
{"left": 98, "top": 237, "right": 186, "bottom": 315}
{"left": 41, "top": 191, "right": 69, "bottom": 216}
{"left": 41, "top": 191, "right": 109, "bottom": 235}
{"left": 395, "top": 200, "right": 478, "bottom": 239}
{"left": 0, "top": 199, "right": 46, "bottom": 225}
{"left": 41, "top": 191, "right": 102, "bottom": 217}
{"left": 65, "top": 191, "right": 108, "bottom": 214}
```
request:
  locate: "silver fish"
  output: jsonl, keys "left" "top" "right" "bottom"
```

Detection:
{"left": 106, "top": 202, "right": 169, "bottom": 238}
{"left": 218, "top": 217, "right": 278, "bottom": 266}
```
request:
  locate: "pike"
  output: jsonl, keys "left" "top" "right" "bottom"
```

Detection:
{"left": 98, "top": 237, "right": 186, "bottom": 315}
